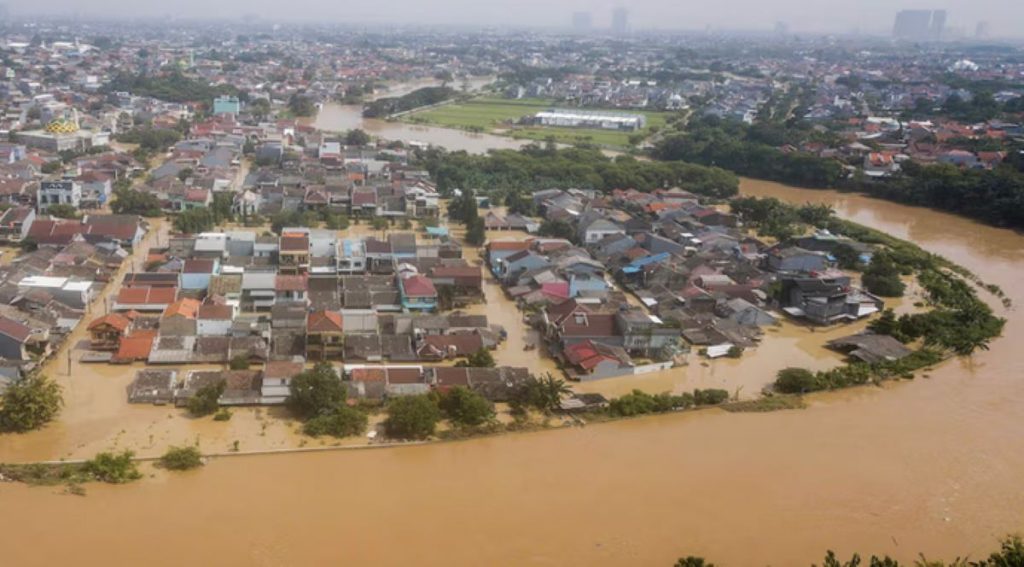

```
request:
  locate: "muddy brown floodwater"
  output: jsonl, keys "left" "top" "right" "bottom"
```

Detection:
{"left": 2, "top": 180, "right": 1024, "bottom": 567}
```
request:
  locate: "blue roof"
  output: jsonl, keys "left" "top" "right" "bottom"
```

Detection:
{"left": 621, "top": 252, "right": 671, "bottom": 274}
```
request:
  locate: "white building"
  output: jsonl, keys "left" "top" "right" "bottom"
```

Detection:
{"left": 38, "top": 181, "right": 81, "bottom": 212}
{"left": 532, "top": 109, "right": 646, "bottom": 131}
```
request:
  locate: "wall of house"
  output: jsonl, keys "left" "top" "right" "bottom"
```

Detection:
{"left": 197, "top": 319, "right": 232, "bottom": 336}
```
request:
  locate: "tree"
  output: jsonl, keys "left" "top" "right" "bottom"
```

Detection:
{"left": 774, "top": 367, "right": 821, "bottom": 394}
{"left": 384, "top": 395, "right": 441, "bottom": 439}
{"left": 862, "top": 252, "right": 906, "bottom": 298}
{"left": 0, "top": 374, "right": 63, "bottom": 433}
{"left": 287, "top": 362, "right": 346, "bottom": 419}
{"left": 371, "top": 217, "right": 389, "bottom": 231}
{"left": 981, "top": 535, "right": 1024, "bottom": 566}
{"left": 456, "top": 347, "right": 495, "bottom": 368}
{"left": 510, "top": 374, "right": 570, "bottom": 414}
{"left": 84, "top": 450, "right": 142, "bottom": 483}
{"left": 45, "top": 204, "right": 80, "bottom": 219}
{"left": 159, "top": 446, "right": 203, "bottom": 470}
{"left": 111, "top": 189, "right": 162, "bottom": 217}
{"left": 345, "top": 129, "right": 371, "bottom": 146}
{"left": 303, "top": 405, "right": 368, "bottom": 438}
{"left": 288, "top": 93, "right": 316, "bottom": 117}
{"left": 173, "top": 208, "right": 216, "bottom": 234}
{"left": 538, "top": 219, "right": 575, "bottom": 241}
{"left": 187, "top": 380, "right": 225, "bottom": 417}
{"left": 229, "top": 355, "right": 250, "bottom": 370}
{"left": 437, "top": 386, "right": 495, "bottom": 427}
{"left": 177, "top": 167, "right": 194, "bottom": 182}
{"left": 465, "top": 217, "right": 486, "bottom": 246}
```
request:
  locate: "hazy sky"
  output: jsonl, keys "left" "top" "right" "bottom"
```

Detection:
{"left": 9, "top": 0, "right": 1024, "bottom": 37}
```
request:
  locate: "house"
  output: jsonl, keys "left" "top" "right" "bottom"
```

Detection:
{"left": 495, "top": 250, "right": 549, "bottom": 284}
{"left": 828, "top": 332, "right": 913, "bottom": 363}
{"left": 0, "top": 206, "right": 35, "bottom": 242}
{"left": 306, "top": 310, "right": 344, "bottom": 360}
{"left": 581, "top": 218, "right": 625, "bottom": 244}
{"left": 279, "top": 232, "right": 310, "bottom": 274}
{"left": 160, "top": 298, "right": 201, "bottom": 336}
{"left": 37, "top": 180, "right": 81, "bottom": 212}
{"left": 398, "top": 273, "right": 437, "bottom": 311}
{"left": 87, "top": 312, "right": 135, "bottom": 350}
{"left": 417, "top": 334, "right": 485, "bottom": 360}
{"left": 181, "top": 259, "right": 219, "bottom": 291}
{"left": 0, "top": 316, "right": 32, "bottom": 360}
{"left": 127, "top": 369, "right": 177, "bottom": 405}
{"left": 765, "top": 246, "right": 830, "bottom": 274}
{"left": 275, "top": 274, "right": 309, "bottom": 304}
{"left": 197, "top": 302, "right": 234, "bottom": 336}
{"left": 241, "top": 270, "right": 277, "bottom": 311}
{"left": 261, "top": 361, "right": 304, "bottom": 404}
{"left": 563, "top": 339, "right": 633, "bottom": 381}
{"left": 616, "top": 310, "right": 679, "bottom": 356}
{"left": 17, "top": 276, "right": 93, "bottom": 309}
{"left": 427, "top": 265, "right": 483, "bottom": 295}
{"left": 780, "top": 276, "right": 883, "bottom": 325}
{"left": 113, "top": 286, "right": 178, "bottom": 311}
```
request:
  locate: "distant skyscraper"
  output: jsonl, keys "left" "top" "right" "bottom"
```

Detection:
{"left": 975, "top": 21, "right": 991, "bottom": 39}
{"left": 930, "top": 10, "right": 947, "bottom": 40}
{"left": 893, "top": 10, "right": 947, "bottom": 41}
{"left": 611, "top": 7, "right": 629, "bottom": 35}
{"left": 572, "top": 12, "right": 593, "bottom": 33}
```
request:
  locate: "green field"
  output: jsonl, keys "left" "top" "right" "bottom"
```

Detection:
{"left": 402, "top": 96, "right": 672, "bottom": 148}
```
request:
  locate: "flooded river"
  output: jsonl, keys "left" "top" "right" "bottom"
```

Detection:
{"left": 2, "top": 178, "right": 1022, "bottom": 565}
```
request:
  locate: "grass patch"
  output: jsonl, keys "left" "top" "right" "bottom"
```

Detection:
{"left": 721, "top": 395, "right": 807, "bottom": 413}
{"left": 403, "top": 96, "right": 671, "bottom": 148}
{"left": 0, "top": 450, "right": 142, "bottom": 486}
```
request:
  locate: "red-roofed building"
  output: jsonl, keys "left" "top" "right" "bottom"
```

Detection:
{"left": 87, "top": 312, "right": 136, "bottom": 350}
{"left": 563, "top": 339, "right": 632, "bottom": 380}
{"left": 114, "top": 286, "right": 178, "bottom": 311}
{"left": 112, "top": 330, "right": 157, "bottom": 364}
{"left": 307, "top": 310, "right": 343, "bottom": 360}
{"left": 398, "top": 274, "right": 437, "bottom": 311}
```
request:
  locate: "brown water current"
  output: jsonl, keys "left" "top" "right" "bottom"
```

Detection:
{"left": 2, "top": 184, "right": 1023, "bottom": 565}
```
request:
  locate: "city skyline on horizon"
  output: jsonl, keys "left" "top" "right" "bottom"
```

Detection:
{"left": 3, "top": 0, "right": 1022, "bottom": 39}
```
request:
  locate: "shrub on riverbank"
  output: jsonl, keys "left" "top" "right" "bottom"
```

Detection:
{"left": 159, "top": 446, "right": 203, "bottom": 471}
{"left": 0, "top": 374, "right": 63, "bottom": 433}
{"left": 436, "top": 386, "right": 495, "bottom": 427}
{"left": 606, "top": 388, "right": 730, "bottom": 418}
{"left": 383, "top": 395, "right": 441, "bottom": 440}
{"left": 303, "top": 405, "right": 368, "bottom": 438}
{"left": 0, "top": 450, "right": 142, "bottom": 486}
{"left": 774, "top": 350, "right": 944, "bottom": 394}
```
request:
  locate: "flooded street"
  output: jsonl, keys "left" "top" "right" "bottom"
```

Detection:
{"left": 3, "top": 180, "right": 1024, "bottom": 563}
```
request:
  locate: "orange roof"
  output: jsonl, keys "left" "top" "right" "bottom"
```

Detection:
{"left": 307, "top": 310, "right": 344, "bottom": 333}
{"left": 163, "top": 298, "right": 201, "bottom": 319}
{"left": 87, "top": 313, "right": 132, "bottom": 332}
{"left": 488, "top": 240, "right": 531, "bottom": 251}
{"left": 116, "top": 286, "right": 178, "bottom": 306}
{"left": 113, "top": 330, "right": 157, "bottom": 362}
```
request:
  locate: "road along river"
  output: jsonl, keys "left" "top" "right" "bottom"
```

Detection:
{"left": 1, "top": 177, "right": 1022, "bottom": 566}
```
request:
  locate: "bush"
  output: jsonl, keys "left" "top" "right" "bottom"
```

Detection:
{"left": 303, "top": 405, "right": 368, "bottom": 438}
{"left": 693, "top": 389, "right": 729, "bottom": 405}
{"left": 187, "top": 380, "right": 225, "bottom": 417}
{"left": 287, "top": 362, "right": 346, "bottom": 420}
{"left": 84, "top": 451, "right": 142, "bottom": 484}
{"left": 159, "top": 446, "right": 203, "bottom": 470}
{"left": 384, "top": 395, "right": 441, "bottom": 440}
{"left": 213, "top": 408, "right": 232, "bottom": 421}
{"left": 0, "top": 374, "right": 63, "bottom": 433}
{"left": 774, "top": 368, "right": 821, "bottom": 394}
{"left": 437, "top": 386, "right": 495, "bottom": 427}
{"left": 229, "top": 355, "right": 249, "bottom": 370}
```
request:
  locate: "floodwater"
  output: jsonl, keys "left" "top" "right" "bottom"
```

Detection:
{"left": 311, "top": 76, "right": 532, "bottom": 154}
{"left": 3, "top": 188, "right": 1024, "bottom": 564}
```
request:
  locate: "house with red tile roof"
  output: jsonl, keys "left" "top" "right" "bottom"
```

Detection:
{"left": 307, "top": 310, "right": 343, "bottom": 360}
{"left": 398, "top": 274, "right": 437, "bottom": 311}
{"left": 87, "top": 312, "right": 136, "bottom": 350}
{"left": 113, "top": 286, "right": 178, "bottom": 311}
{"left": 563, "top": 339, "right": 633, "bottom": 381}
